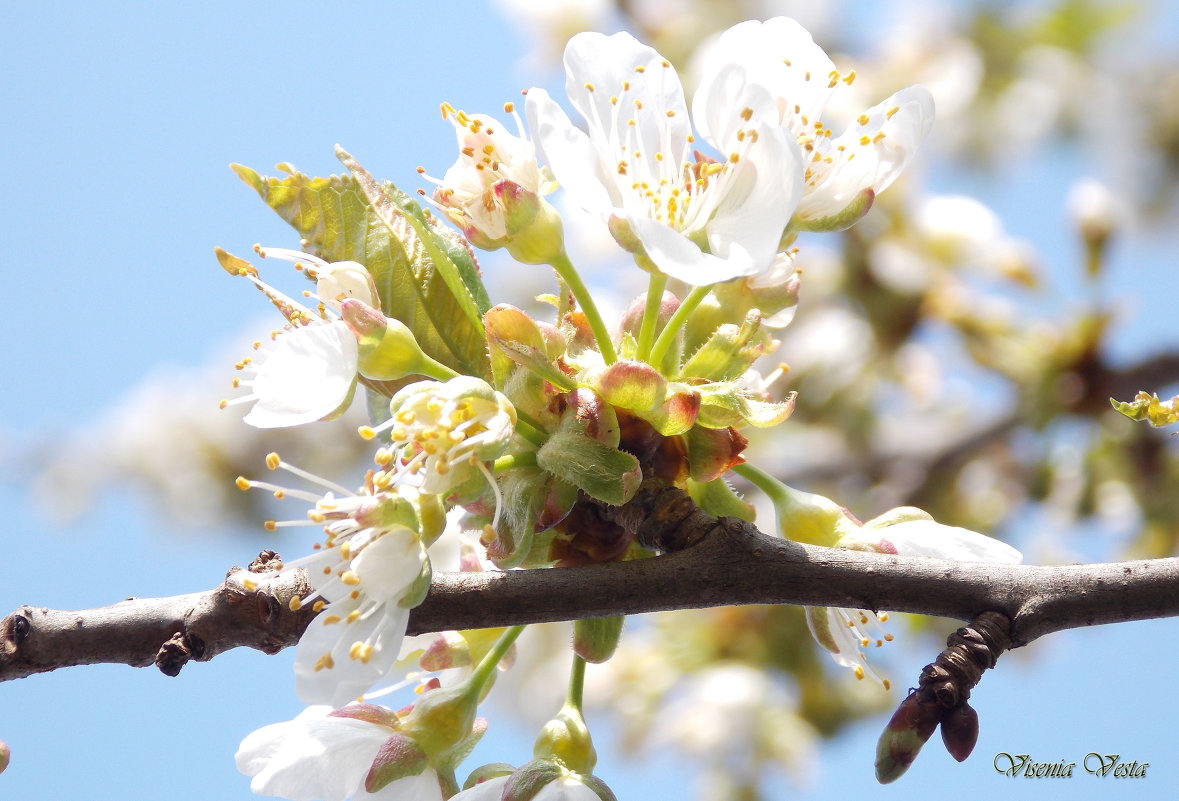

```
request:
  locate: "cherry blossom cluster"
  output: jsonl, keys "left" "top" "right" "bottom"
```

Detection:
{"left": 218, "top": 16, "right": 1020, "bottom": 800}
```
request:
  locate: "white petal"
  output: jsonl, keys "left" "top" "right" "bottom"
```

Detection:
{"left": 450, "top": 776, "right": 510, "bottom": 801}
{"left": 693, "top": 66, "right": 803, "bottom": 275}
{"left": 878, "top": 519, "right": 1022, "bottom": 564}
{"left": 353, "top": 528, "right": 426, "bottom": 604}
{"left": 626, "top": 213, "right": 742, "bottom": 285}
{"left": 562, "top": 31, "right": 690, "bottom": 163}
{"left": 534, "top": 776, "right": 604, "bottom": 801}
{"left": 243, "top": 321, "right": 359, "bottom": 429}
{"left": 525, "top": 87, "right": 617, "bottom": 215}
{"left": 235, "top": 708, "right": 389, "bottom": 801}
{"left": 697, "top": 17, "right": 839, "bottom": 140}
{"left": 295, "top": 602, "right": 411, "bottom": 707}
{"left": 795, "top": 85, "right": 935, "bottom": 221}
{"left": 369, "top": 768, "right": 444, "bottom": 801}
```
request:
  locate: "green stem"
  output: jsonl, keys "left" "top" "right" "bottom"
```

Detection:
{"left": 513, "top": 415, "right": 547, "bottom": 448}
{"left": 648, "top": 283, "right": 713, "bottom": 371}
{"left": 416, "top": 353, "right": 461, "bottom": 382}
{"left": 494, "top": 450, "right": 538, "bottom": 472}
{"left": 550, "top": 251, "right": 617, "bottom": 364}
{"left": 635, "top": 273, "right": 668, "bottom": 362}
{"left": 732, "top": 461, "right": 781, "bottom": 497}
{"left": 566, "top": 654, "right": 587, "bottom": 713}
{"left": 469, "top": 625, "right": 525, "bottom": 692}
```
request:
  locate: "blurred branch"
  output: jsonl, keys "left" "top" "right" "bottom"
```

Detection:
{"left": 777, "top": 349, "right": 1179, "bottom": 489}
{"left": 3, "top": 516, "right": 1177, "bottom": 683}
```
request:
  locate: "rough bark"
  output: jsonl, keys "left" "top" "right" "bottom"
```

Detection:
{"left": 4, "top": 516, "right": 1177, "bottom": 682}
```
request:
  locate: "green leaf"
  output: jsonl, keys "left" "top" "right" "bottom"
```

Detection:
{"left": 536, "top": 432, "right": 642, "bottom": 506}
{"left": 233, "top": 161, "right": 490, "bottom": 382}
{"left": 1111, "top": 391, "right": 1179, "bottom": 427}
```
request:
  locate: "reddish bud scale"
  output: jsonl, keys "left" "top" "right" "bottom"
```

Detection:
{"left": 940, "top": 702, "right": 980, "bottom": 762}
{"left": 875, "top": 692, "right": 940, "bottom": 784}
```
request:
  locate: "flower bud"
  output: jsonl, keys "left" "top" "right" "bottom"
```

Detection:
{"left": 396, "top": 682, "right": 481, "bottom": 762}
{"left": 0, "top": 739, "right": 9, "bottom": 775}
{"left": 533, "top": 706, "right": 597, "bottom": 777}
{"left": 765, "top": 482, "right": 860, "bottom": 547}
{"left": 875, "top": 692, "right": 940, "bottom": 783}
{"left": 503, "top": 197, "right": 567, "bottom": 266}
{"left": 341, "top": 299, "right": 432, "bottom": 380}
{"left": 940, "top": 701, "right": 979, "bottom": 762}
{"left": 573, "top": 616, "right": 624, "bottom": 664}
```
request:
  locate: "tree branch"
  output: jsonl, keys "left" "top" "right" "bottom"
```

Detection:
{"left": 4, "top": 518, "right": 1178, "bottom": 683}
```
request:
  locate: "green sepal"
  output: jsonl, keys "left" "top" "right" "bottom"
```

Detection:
{"left": 353, "top": 493, "right": 419, "bottom": 532}
{"left": 442, "top": 717, "right": 488, "bottom": 770}
{"left": 416, "top": 492, "right": 448, "bottom": 546}
{"left": 696, "top": 383, "right": 797, "bottom": 428}
{"left": 687, "top": 476, "right": 755, "bottom": 521}
{"left": 581, "top": 774, "right": 619, "bottom": 801}
{"left": 805, "top": 606, "right": 840, "bottom": 654}
{"left": 559, "top": 388, "right": 620, "bottom": 447}
{"left": 680, "top": 311, "right": 768, "bottom": 382}
{"left": 365, "top": 733, "right": 430, "bottom": 793}
{"left": 462, "top": 763, "right": 516, "bottom": 791}
{"left": 536, "top": 432, "right": 642, "bottom": 506}
{"left": 501, "top": 760, "right": 563, "bottom": 801}
{"left": 327, "top": 703, "right": 398, "bottom": 727}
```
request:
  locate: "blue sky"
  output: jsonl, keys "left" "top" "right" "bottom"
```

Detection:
{"left": 2, "top": 2, "right": 1177, "bottom": 800}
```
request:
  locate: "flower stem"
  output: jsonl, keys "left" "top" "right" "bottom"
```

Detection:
{"left": 566, "top": 654, "right": 587, "bottom": 713}
{"left": 549, "top": 252, "right": 617, "bottom": 364}
{"left": 469, "top": 625, "right": 525, "bottom": 692}
{"left": 635, "top": 273, "right": 668, "bottom": 362}
{"left": 513, "top": 415, "right": 547, "bottom": 448}
{"left": 732, "top": 461, "right": 780, "bottom": 496}
{"left": 493, "top": 451, "right": 538, "bottom": 472}
{"left": 647, "top": 283, "right": 713, "bottom": 371}
{"left": 415, "top": 353, "right": 462, "bottom": 382}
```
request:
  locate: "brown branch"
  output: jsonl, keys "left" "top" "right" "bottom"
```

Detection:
{"left": 4, "top": 517, "right": 1179, "bottom": 683}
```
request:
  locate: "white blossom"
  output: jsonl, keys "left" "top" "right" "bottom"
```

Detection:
{"left": 235, "top": 705, "right": 442, "bottom": 801}
{"left": 697, "top": 17, "right": 934, "bottom": 228}
{"left": 526, "top": 29, "right": 803, "bottom": 286}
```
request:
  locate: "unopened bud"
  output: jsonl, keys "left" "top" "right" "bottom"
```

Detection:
{"left": 341, "top": 299, "right": 430, "bottom": 380}
{"left": 534, "top": 704, "right": 597, "bottom": 776}
{"left": 503, "top": 197, "right": 566, "bottom": 266}
{"left": 420, "top": 632, "right": 471, "bottom": 672}
{"left": 939, "top": 702, "right": 979, "bottom": 762}
{"left": 0, "top": 739, "right": 9, "bottom": 775}
{"left": 875, "top": 692, "right": 940, "bottom": 783}
{"left": 573, "top": 616, "right": 624, "bottom": 663}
